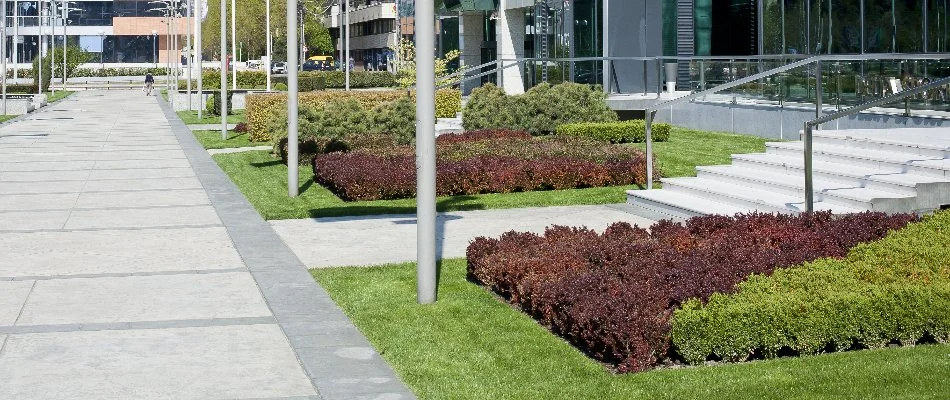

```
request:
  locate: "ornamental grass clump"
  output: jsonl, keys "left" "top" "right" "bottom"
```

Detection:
{"left": 466, "top": 212, "right": 917, "bottom": 373}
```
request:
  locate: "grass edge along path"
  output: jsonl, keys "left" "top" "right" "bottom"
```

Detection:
{"left": 192, "top": 130, "right": 254, "bottom": 149}
{"left": 177, "top": 109, "right": 246, "bottom": 125}
{"left": 213, "top": 127, "right": 769, "bottom": 220}
{"left": 313, "top": 258, "right": 950, "bottom": 400}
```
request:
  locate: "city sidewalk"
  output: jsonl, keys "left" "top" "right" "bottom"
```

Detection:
{"left": 273, "top": 205, "right": 656, "bottom": 268}
{"left": 0, "top": 91, "right": 412, "bottom": 399}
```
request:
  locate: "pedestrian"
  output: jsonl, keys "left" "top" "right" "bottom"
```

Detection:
{"left": 144, "top": 72, "right": 155, "bottom": 96}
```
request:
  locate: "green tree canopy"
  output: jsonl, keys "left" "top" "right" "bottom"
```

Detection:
{"left": 200, "top": 0, "right": 332, "bottom": 62}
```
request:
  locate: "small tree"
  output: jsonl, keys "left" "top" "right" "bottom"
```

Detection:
{"left": 393, "top": 38, "right": 463, "bottom": 89}
{"left": 47, "top": 46, "right": 94, "bottom": 81}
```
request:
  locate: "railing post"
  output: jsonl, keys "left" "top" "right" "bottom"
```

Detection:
{"left": 904, "top": 98, "right": 911, "bottom": 117}
{"left": 645, "top": 110, "right": 655, "bottom": 190}
{"left": 642, "top": 59, "right": 648, "bottom": 95}
{"left": 804, "top": 122, "right": 814, "bottom": 213}
{"left": 656, "top": 58, "right": 662, "bottom": 97}
{"left": 815, "top": 59, "right": 822, "bottom": 130}
{"left": 699, "top": 60, "right": 705, "bottom": 91}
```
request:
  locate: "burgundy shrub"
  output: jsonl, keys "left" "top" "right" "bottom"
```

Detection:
{"left": 466, "top": 212, "right": 917, "bottom": 372}
{"left": 436, "top": 129, "right": 533, "bottom": 145}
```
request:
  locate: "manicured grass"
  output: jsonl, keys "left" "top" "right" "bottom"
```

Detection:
{"left": 177, "top": 109, "right": 246, "bottom": 125}
{"left": 214, "top": 127, "right": 768, "bottom": 220}
{"left": 0, "top": 115, "right": 17, "bottom": 123}
{"left": 192, "top": 130, "right": 253, "bottom": 149}
{"left": 313, "top": 258, "right": 950, "bottom": 400}
{"left": 46, "top": 91, "right": 75, "bottom": 103}
{"left": 214, "top": 150, "right": 636, "bottom": 220}
{"left": 632, "top": 127, "right": 769, "bottom": 177}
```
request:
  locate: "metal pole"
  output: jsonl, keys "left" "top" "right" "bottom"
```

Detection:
{"left": 230, "top": 0, "right": 236, "bottom": 90}
{"left": 344, "top": 0, "right": 349, "bottom": 90}
{"left": 36, "top": 0, "right": 42, "bottom": 95}
{"left": 186, "top": 0, "right": 192, "bottom": 110}
{"left": 171, "top": 5, "right": 177, "bottom": 111}
{"left": 645, "top": 110, "right": 654, "bottom": 190}
{"left": 49, "top": 0, "right": 54, "bottom": 94}
{"left": 12, "top": 0, "right": 16, "bottom": 80}
{"left": 196, "top": 0, "right": 202, "bottom": 119}
{"left": 415, "top": 0, "right": 436, "bottom": 304}
{"left": 220, "top": 0, "right": 226, "bottom": 140}
{"left": 62, "top": 1, "right": 66, "bottom": 92}
{"left": 265, "top": 0, "right": 271, "bottom": 91}
{"left": 803, "top": 122, "right": 814, "bottom": 213}
{"left": 2, "top": 0, "right": 7, "bottom": 115}
{"left": 287, "top": 0, "right": 299, "bottom": 197}
{"left": 815, "top": 59, "right": 822, "bottom": 130}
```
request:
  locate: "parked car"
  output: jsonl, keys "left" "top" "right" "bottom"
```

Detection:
{"left": 271, "top": 61, "right": 287, "bottom": 74}
{"left": 303, "top": 59, "right": 333, "bottom": 72}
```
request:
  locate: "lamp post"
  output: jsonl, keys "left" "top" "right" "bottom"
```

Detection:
{"left": 195, "top": 0, "right": 202, "bottom": 119}
{"left": 36, "top": 0, "right": 42, "bottom": 95}
{"left": 49, "top": 0, "right": 55, "bottom": 94}
{"left": 219, "top": 0, "right": 226, "bottom": 140}
{"left": 98, "top": 31, "right": 104, "bottom": 69}
{"left": 287, "top": 0, "right": 299, "bottom": 196}
{"left": 344, "top": 0, "right": 349, "bottom": 91}
{"left": 3, "top": 0, "right": 8, "bottom": 116}
{"left": 63, "top": 1, "right": 78, "bottom": 93}
{"left": 230, "top": 0, "right": 235, "bottom": 90}
{"left": 415, "top": 0, "right": 436, "bottom": 304}
{"left": 152, "top": 29, "right": 158, "bottom": 67}
{"left": 265, "top": 0, "right": 271, "bottom": 91}
{"left": 185, "top": 0, "right": 191, "bottom": 111}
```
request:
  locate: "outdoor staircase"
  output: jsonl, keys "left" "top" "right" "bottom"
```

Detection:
{"left": 627, "top": 128, "right": 950, "bottom": 220}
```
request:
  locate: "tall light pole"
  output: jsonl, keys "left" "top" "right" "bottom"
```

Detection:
{"left": 185, "top": 0, "right": 191, "bottom": 111}
{"left": 195, "top": 0, "right": 202, "bottom": 119}
{"left": 287, "top": 0, "right": 299, "bottom": 196}
{"left": 344, "top": 0, "right": 349, "bottom": 90}
{"left": 2, "top": 0, "right": 8, "bottom": 116}
{"left": 219, "top": 0, "right": 226, "bottom": 140}
{"left": 49, "top": 0, "right": 55, "bottom": 94}
{"left": 65, "top": 1, "right": 77, "bottom": 92}
{"left": 230, "top": 0, "right": 235, "bottom": 90}
{"left": 36, "top": 0, "right": 43, "bottom": 95}
{"left": 12, "top": 0, "right": 17, "bottom": 80}
{"left": 265, "top": 0, "right": 271, "bottom": 91}
{"left": 98, "top": 30, "right": 104, "bottom": 69}
{"left": 152, "top": 30, "right": 158, "bottom": 67}
{"left": 415, "top": 0, "right": 436, "bottom": 304}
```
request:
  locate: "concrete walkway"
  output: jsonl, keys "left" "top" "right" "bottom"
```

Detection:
{"left": 273, "top": 204, "right": 656, "bottom": 268}
{"left": 0, "top": 92, "right": 412, "bottom": 399}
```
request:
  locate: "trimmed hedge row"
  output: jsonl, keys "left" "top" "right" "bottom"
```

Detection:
{"left": 466, "top": 212, "right": 917, "bottom": 373}
{"left": 311, "top": 134, "right": 655, "bottom": 201}
{"left": 672, "top": 210, "right": 950, "bottom": 365}
{"left": 556, "top": 120, "right": 673, "bottom": 143}
{"left": 246, "top": 89, "right": 461, "bottom": 142}
{"left": 273, "top": 71, "right": 398, "bottom": 90}
{"left": 462, "top": 82, "right": 617, "bottom": 135}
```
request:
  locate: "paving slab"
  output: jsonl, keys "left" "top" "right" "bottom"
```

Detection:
{"left": 63, "top": 205, "right": 221, "bottom": 230}
{"left": 15, "top": 273, "right": 271, "bottom": 326}
{"left": 0, "top": 227, "right": 242, "bottom": 278}
{"left": 0, "top": 281, "right": 34, "bottom": 326}
{"left": 0, "top": 193, "right": 80, "bottom": 211}
{"left": 0, "top": 210, "right": 71, "bottom": 231}
{"left": 0, "top": 325, "right": 316, "bottom": 400}
{"left": 74, "top": 189, "right": 210, "bottom": 209}
{"left": 82, "top": 177, "right": 203, "bottom": 192}
{"left": 273, "top": 204, "right": 657, "bottom": 268}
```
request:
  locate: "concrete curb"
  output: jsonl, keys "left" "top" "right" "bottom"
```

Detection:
{"left": 157, "top": 96, "right": 416, "bottom": 400}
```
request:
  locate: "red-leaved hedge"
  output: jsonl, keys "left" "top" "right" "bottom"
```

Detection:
{"left": 466, "top": 212, "right": 917, "bottom": 373}
{"left": 312, "top": 133, "right": 654, "bottom": 201}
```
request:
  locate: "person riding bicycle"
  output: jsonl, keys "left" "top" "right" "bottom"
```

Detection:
{"left": 144, "top": 73, "right": 155, "bottom": 96}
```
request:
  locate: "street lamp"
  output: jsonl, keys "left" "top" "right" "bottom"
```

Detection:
{"left": 415, "top": 0, "right": 436, "bottom": 304}
{"left": 287, "top": 0, "right": 299, "bottom": 196}
{"left": 152, "top": 29, "right": 158, "bottom": 67}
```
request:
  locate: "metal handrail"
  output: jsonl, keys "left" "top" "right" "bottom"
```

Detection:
{"left": 799, "top": 74, "right": 950, "bottom": 212}
{"left": 644, "top": 52, "right": 950, "bottom": 189}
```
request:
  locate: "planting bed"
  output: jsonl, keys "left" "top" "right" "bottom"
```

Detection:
{"left": 311, "top": 130, "right": 656, "bottom": 201}
{"left": 467, "top": 211, "right": 921, "bottom": 373}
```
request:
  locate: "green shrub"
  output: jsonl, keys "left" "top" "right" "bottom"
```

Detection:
{"left": 556, "top": 120, "right": 672, "bottom": 143}
{"left": 671, "top": 211, "right": 950, "bottom": 365}
{"left": 272, "top": 71, "right": 397, "bottom": 90}
{"left": 372, "top": 97, "right": 417, "bottom": 145}
{"left": 462, "top": 82, "right": 617, "bottom": 135}
{"left": 274, "top": 83, "right": 288, "bottom": 91}
{"left": 245, "top": 89, "right": 461, "bottom": 142}
{"left": 206, "top": 91, "right": 234, "bottom": 116}
{"left": 31, "top": 57, "right": 53, "bottom": 93}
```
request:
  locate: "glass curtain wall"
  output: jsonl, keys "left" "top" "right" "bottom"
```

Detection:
{"left": 526, "top": 0, "right": 603, "bottom": 88}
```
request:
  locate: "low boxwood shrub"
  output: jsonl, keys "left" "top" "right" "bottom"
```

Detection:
{"left": 462, "top": 82, "right": 617, "bottom": 135}
{"left": 556, "top": 120, "right": 672, "bottom": 143}
{"left": 311, "top": 135, "right": 655, "bottom": 201}
{"left": 246, "top": 89, "right": 461, "bottom": 142}
{"left": 671, "top": 210, "right": 950, "bottom": 365}
{"left": 466, "top": 212, "right": 917, "bottom": 373}
{"left": 272, "top": 71, "right": 398, "bottom": 89}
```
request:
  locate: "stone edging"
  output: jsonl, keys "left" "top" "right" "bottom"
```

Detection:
{"left": 156, "top": 96, "right": 416, "bottom": 400}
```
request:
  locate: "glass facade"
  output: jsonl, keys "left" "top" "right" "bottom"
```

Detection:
{"left": 524, "top": 0, "right": 604, "bottom": 88}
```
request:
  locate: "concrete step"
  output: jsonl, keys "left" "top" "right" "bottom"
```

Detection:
{"left": 695, "top": 165, "right": 919, "bottom": 212}
{"left": 764, "top": 141, "right": 950, "bottom": 178}
{"left": 660, "top": 177, "right": 865, "bottom": 214}
{"left": 812, "top": 128, "right": 950, "bottom": 159}
{"left": 625, "top": 189, "right": 753, "bottom": 221}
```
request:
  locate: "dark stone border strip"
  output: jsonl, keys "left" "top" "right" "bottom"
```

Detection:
{"left": 157, "top": 97, "right": 416, "bottom": 400}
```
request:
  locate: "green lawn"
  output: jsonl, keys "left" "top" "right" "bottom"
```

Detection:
{"left": 0, "top": 115, "right": 17, "bottom": 123}
{"left": 46, "top": 91, "right": 75, "bottom": 103}
{"left": 192, "top": 130, "right": 253, "bottom": 149}
{"left": 313, "top": 258, "right": 950, "bottom": 400}
{"left": 214, "top": 127, "right": 769, "bottom": 220}
{"left": 633, "top": 127, "right": 770, "bottom": 177}
{"left": 177, "top": 109, "right": 246, "bottom": 125}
